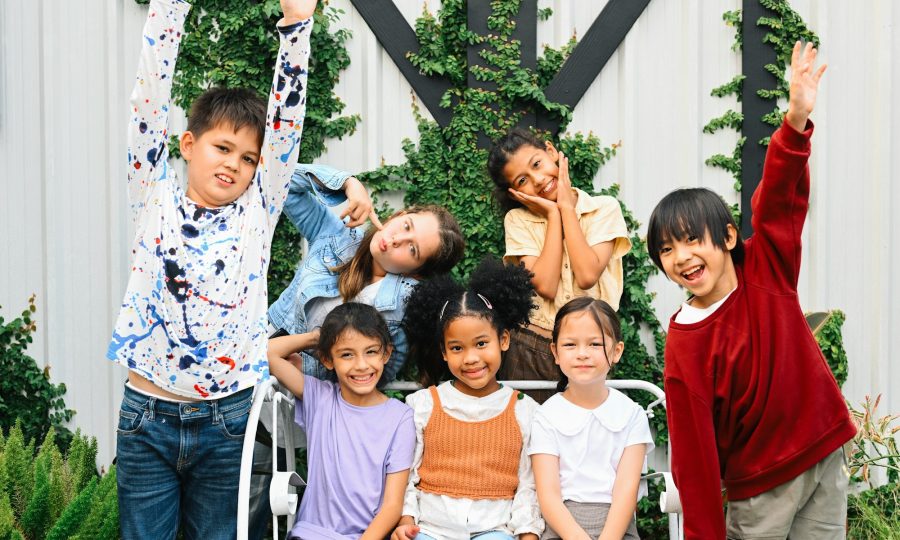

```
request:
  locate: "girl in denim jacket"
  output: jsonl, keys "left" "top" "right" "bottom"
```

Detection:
{"left": 268, "top": 163, "right": 465, "bottom": 383}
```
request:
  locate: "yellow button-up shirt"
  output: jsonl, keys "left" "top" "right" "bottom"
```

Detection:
{"left": 503, "top": 188, "right": 631, "bottom": 331}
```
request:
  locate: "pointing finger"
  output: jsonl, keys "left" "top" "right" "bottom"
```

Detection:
{"left": 369, "top": 210, "right": 384, "bottom": 230}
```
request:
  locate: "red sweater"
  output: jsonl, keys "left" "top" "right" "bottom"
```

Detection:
{"left": 663, "top": 120, "right": 856, "bottom": 539}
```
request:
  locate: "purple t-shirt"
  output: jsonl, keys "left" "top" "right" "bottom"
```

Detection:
{"left": 289, "top": 376, "right": 416, "bottom": 540}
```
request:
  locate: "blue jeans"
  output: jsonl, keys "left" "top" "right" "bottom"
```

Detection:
{"left": 416, "top": 532, "right": 515, "bottom": 540}
{"left": 116, "top": 384, "right": 253, "bottom": 540}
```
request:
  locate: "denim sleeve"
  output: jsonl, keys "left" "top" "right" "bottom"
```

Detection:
{"left": 283, "top": 164, "right": 353, "bottom": 242}
{"left": 381, "top": 324, "right": 409, "bottom": 385}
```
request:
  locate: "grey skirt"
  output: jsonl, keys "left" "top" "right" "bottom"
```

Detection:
{"left": 542, "top": 500, "right": 640, "bottom": 540}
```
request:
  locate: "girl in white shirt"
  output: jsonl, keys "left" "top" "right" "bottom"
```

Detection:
{"left": 529, "top": 298, "right": 654, "bottom": 539}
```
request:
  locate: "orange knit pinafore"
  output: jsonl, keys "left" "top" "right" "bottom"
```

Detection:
{"left": 416, "top": 386, "right": 522, "bottom": 500}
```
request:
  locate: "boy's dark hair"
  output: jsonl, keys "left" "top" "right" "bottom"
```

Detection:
{"left": 487, "top": 127, "right": 547, "bottom": 213}
{"left": 186, "top": 87, "right": 267, "bottom": 146}
{"left": 403, "top": 258, "right": 535, "bottom": 387}
{"left": 551, "top": 297, "right": 622, "bottom": 393}
{"left": 332, "top": 205, "right": 465, "bottom": 301}
{"left": 316, "top": 302, "right": 392, "bottom": 362}
{"left": 646, "top": 187, "right": 745, "bottom": 270}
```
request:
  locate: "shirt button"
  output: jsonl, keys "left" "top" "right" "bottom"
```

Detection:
{"left": 565, "top": 294, "right": 571, "bottom": 300}
{"left": 564, "top": 264, "right": 568, "bottom": 268}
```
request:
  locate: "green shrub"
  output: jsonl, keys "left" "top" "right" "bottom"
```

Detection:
{"left": 848, "top": 482, "right": 900, "bottom": 540}
{"left": 0, "top": 297, "right": 74, "bottom": 450}
{"left": 0, "top": 423, "right": 104, "bottom": 540}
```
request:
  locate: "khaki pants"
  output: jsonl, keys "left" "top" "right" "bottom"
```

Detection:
{"left": 726, "top": 447, "right": 850, "bottom": 539}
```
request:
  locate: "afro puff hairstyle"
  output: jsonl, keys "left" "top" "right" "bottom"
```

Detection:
{"left": 402, "top": 257, "right": 535, "bottom": 387}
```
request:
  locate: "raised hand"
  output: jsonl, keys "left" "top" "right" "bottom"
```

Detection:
{"left": 508, "top": 188, "right": 558, "bottom": 218}
{"left": 280, "top": 0, "right": 317, "bottom": 26}
{"left": 341, "top": 177, "right": 384, "bottom": 229}
{"left": 786, "top": 41, "right": 827, "bottom": 132}
{"left": 555, "top": 152, "right": 577, "bottom": 211}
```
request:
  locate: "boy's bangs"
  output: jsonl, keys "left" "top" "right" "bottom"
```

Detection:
{"left": 648, "top": 188, "right": 740, "bottom": 268}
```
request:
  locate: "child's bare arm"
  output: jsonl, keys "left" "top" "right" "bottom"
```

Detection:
{"left": 267, "top": 332, "right": 319, "bottom": 397}
{"left": 531, "top": 453, "right": 592, "bottom": 540}
{"left": 508, "top": 199, "right": 564, "bottom": 300}
{"left": 785, "top": 41, "right": 826, "bottom": 133}
{"left": 597, "top": 444, "right": 645, "bottom": 540}
{"left": 127, "top": 0, "right": 190, "bottom": 215}
{"left": 555, "top": 153, "right": 615, "bottom": 290}
{"left": 361, "top": 469, "right": 410, "bottom": 540}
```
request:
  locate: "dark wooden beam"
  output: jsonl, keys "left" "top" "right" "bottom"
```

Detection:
{"left": 740, "top": 0, "right": 779, "bottom": 238}
{"left": 467, "top": 0, "right": 537, "bottom": 148}
{"left": 536, "top": 0, "right": 652, "bottom": 134}
{"left": 349, "top": 0, "right": 454, "bottom": 127}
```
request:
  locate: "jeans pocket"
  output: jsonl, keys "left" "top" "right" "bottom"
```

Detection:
{"left": 117, "top": 405, "right": 146, "bottom": 435}
{"left": 219, "top": 401, "right": 252, "bottom": 440}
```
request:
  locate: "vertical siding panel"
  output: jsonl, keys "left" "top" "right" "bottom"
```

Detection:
{"left": 0, "top": 0, "right": 48, "bottom": 362}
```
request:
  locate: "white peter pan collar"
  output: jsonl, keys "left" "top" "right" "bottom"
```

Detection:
{"left": 540, "top": 388, "right": 634, "bottom": 435}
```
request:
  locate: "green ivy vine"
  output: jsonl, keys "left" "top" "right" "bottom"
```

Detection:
{"left": 704, "top": 0, "right": 820, "bottom": 222}
{"left": 357, "top": 0, "right": 667, "bottom": 440}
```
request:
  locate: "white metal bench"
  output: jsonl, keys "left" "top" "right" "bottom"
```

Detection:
{"left": 237, "top": 378, "right": 682, "bottom": 540}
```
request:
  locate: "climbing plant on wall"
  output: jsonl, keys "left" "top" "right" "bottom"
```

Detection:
{"left": 357, "top": 0, "right": 668, "bottom": 437}
{"left": 704, "top": 0, "right": 820, "bottom": 223}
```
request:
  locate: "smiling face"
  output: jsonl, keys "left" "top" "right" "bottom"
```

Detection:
{"left": 442, "top": 315, "right": 509, "bottom": 398}
{"left": 321, "top": 328, "right": 392, "bottom": 406}
{"left": 181, "top": 123, "right": 261, "bottom": 208}
{"left": 658, "top": 226, "right": 738, "bottom": 309}
{"left": 551, "top": 311, "right": 623, "bottom": 388}
{"left": 369, "top": 211, "right": 442, "bottom": 277}
{"left": 502, "top": 141, "right": 561, "bottom": 201}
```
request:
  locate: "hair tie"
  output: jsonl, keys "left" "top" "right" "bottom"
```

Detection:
{"left": 476, "top": 293, "right": 493, "bottom": 310}
{"left": 439, "top": 300, "right": 450, "bottom": 320}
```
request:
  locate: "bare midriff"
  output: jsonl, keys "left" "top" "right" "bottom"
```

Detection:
{"left": 128, "top": 371, "right": 202, "bottom": 402}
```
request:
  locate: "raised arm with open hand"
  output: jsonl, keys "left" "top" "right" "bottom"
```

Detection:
{"left": 280, "top": 0, "right": 317, "bottom": 26}
{"left": 785, "top": 41, "right": 827, "bottom": 132}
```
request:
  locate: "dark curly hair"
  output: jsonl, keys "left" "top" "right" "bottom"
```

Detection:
{"left": 487, "top": 127, "right": 548, "bottom": 214}
{"left": 403, "top": 258, "right": 535, "bottom": 387}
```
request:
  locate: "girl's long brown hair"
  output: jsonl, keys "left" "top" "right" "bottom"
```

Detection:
{"left": 333, "top": 205, "right": 465, "bottom": 301}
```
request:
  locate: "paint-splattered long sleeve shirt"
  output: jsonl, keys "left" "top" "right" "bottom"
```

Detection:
{"left": 108, "top": 0, "right": 311, "bottom": 399}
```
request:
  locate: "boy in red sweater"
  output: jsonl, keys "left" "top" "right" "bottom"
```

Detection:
{"left": 646, "top": 42, "right": 856, "bottom": 539}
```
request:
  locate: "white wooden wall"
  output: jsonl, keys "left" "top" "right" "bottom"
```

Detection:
{"left": 1, "top": 0, "right": 897, "bottom": 468}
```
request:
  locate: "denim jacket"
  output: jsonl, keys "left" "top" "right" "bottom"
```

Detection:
{"left": 267, "top": 164, "right": 416, "bottom": 384}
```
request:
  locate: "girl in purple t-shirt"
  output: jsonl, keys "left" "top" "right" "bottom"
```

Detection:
{"left": 269, "top": 302, "right": 416, "bottom": 539}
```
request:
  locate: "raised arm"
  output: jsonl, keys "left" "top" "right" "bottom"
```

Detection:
{"left": 126, "top": 0, "right": 191, "bottom": 216}
{"left": 267, "top": 331, "right": 319, "bottom": 398}
{"left": 785, "top": 41, "right": 825, "bottom": 133}
{"left": 257, "top": 0, "right": 317, "bottom": 230}
{"left": 749, "top": 41, "right": 823, "bottom": 287}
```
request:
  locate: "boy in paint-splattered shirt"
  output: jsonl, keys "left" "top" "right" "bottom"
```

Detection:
{"left": 110, "top": 0, "right": 316, "bottom": 536}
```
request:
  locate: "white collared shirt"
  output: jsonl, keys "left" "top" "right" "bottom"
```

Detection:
{"left": 528, "top": 388, "right": 654, "bottom": 503}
